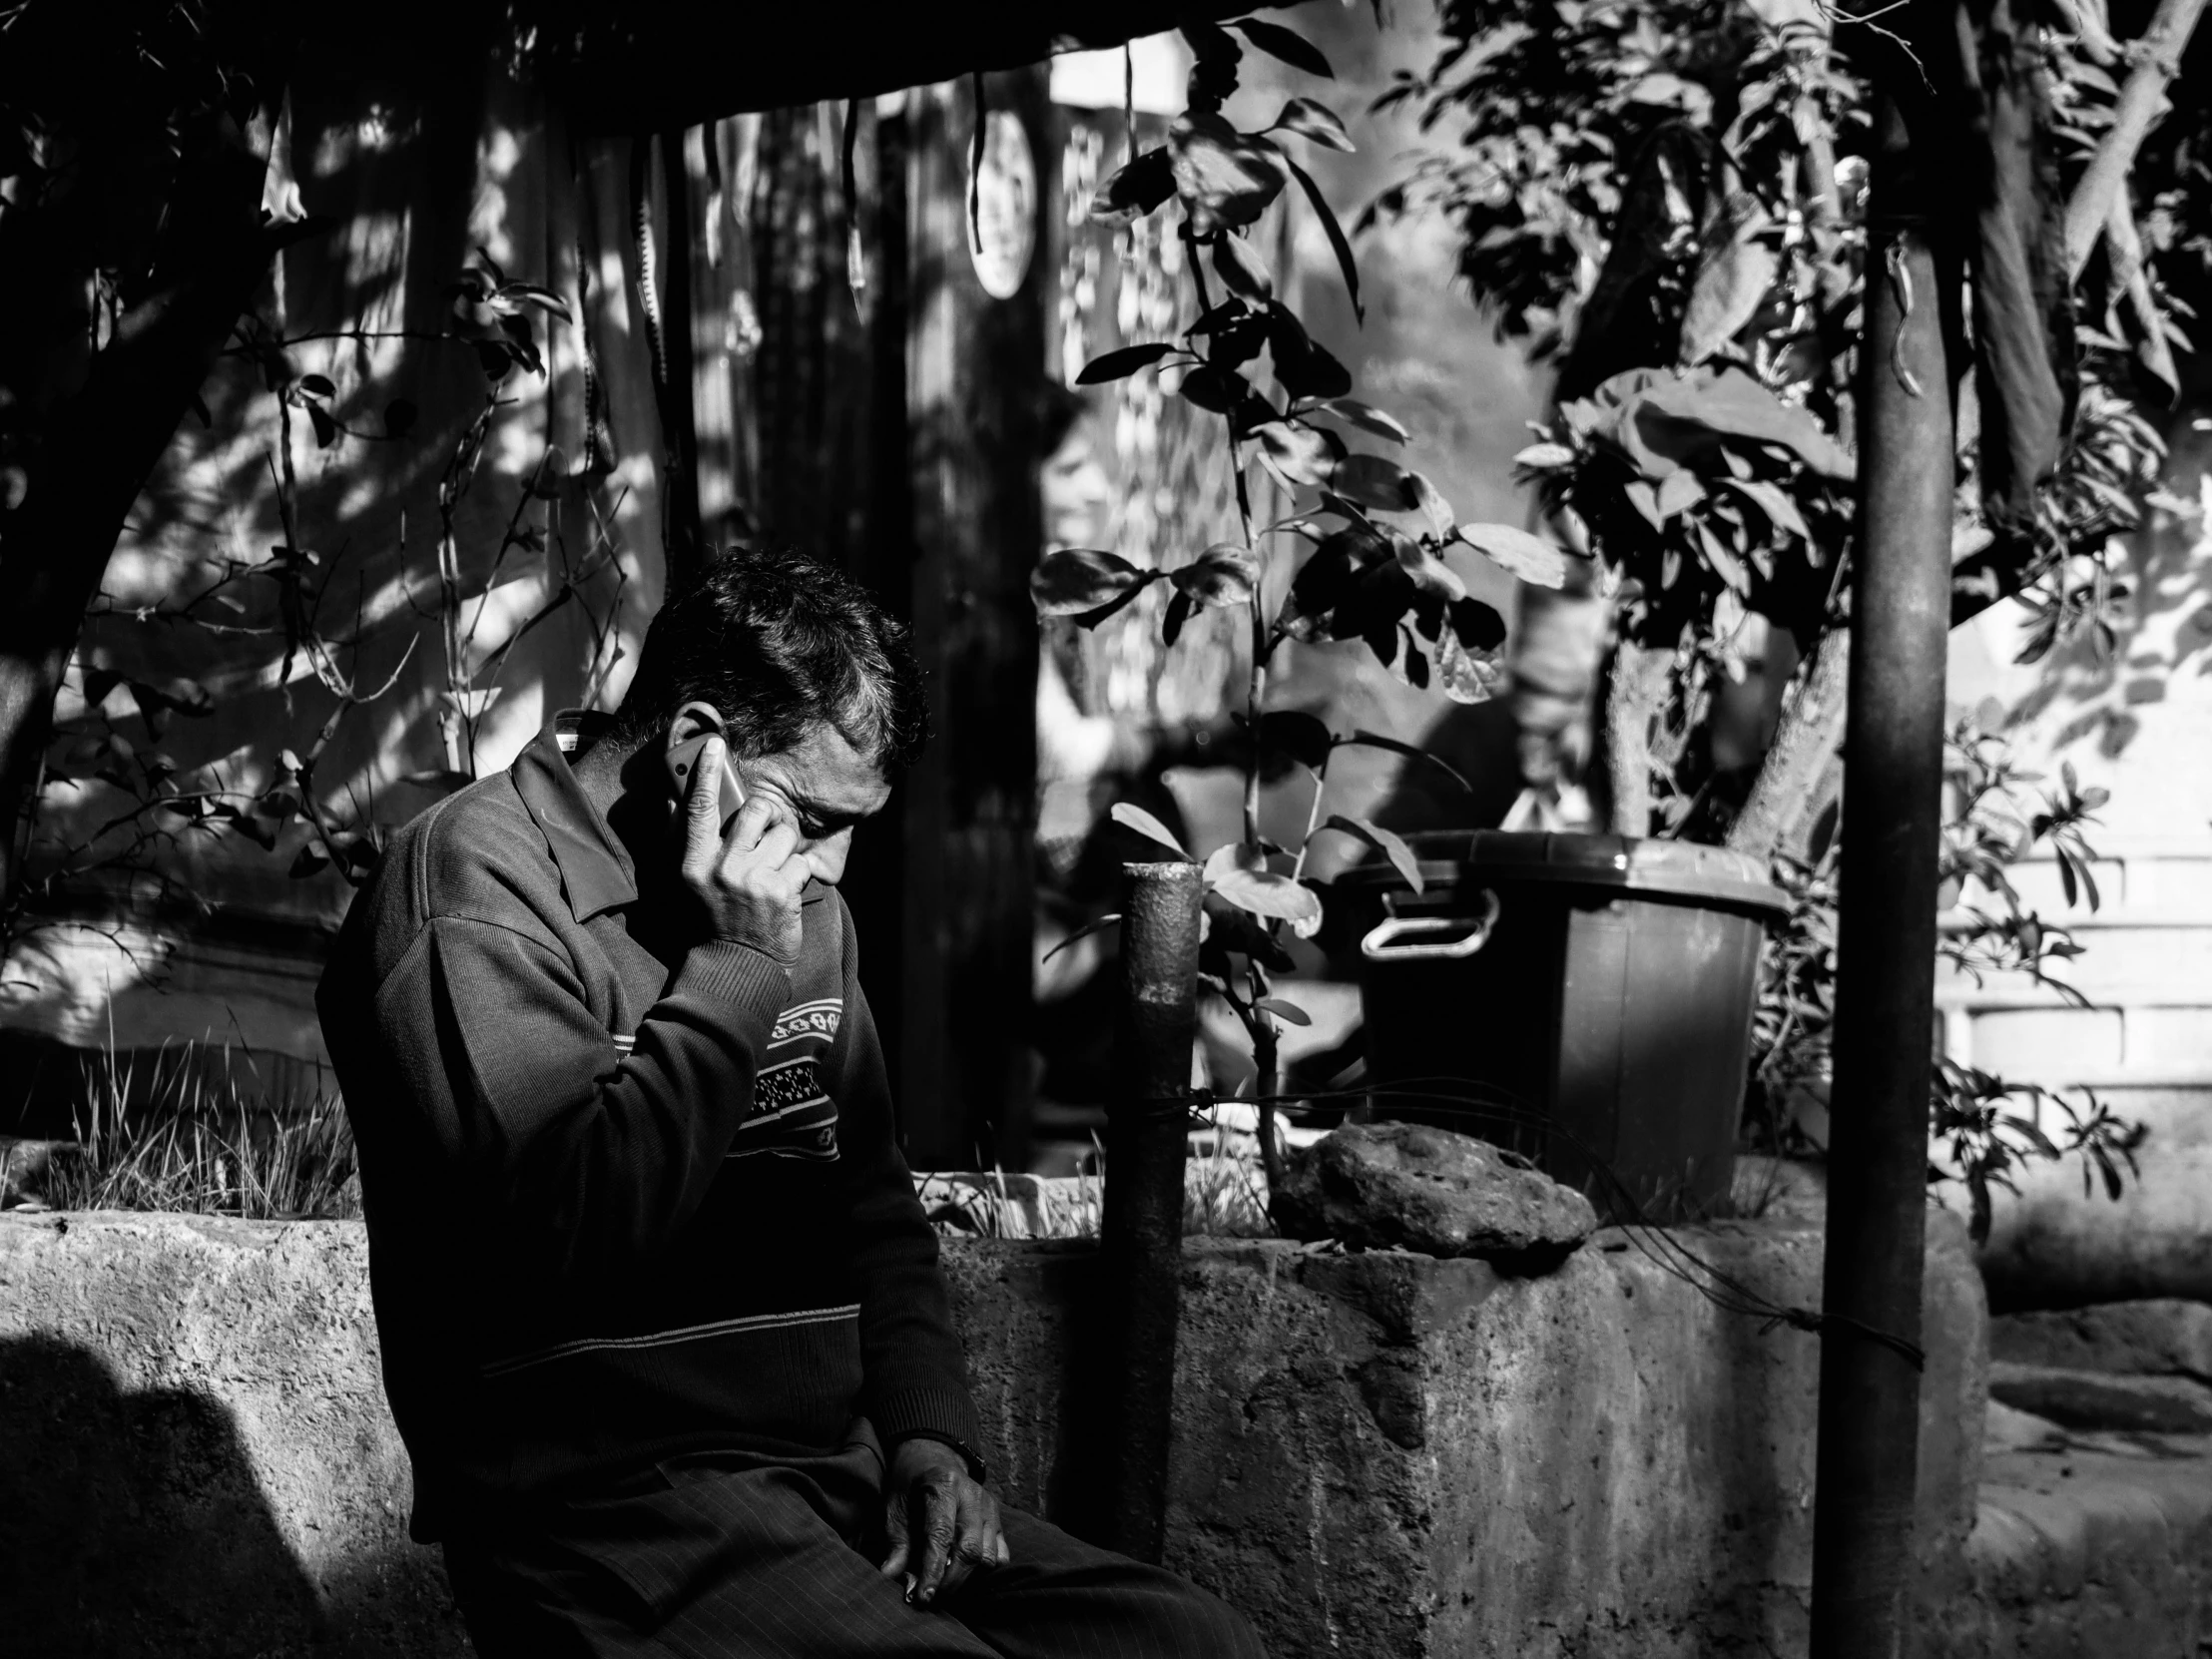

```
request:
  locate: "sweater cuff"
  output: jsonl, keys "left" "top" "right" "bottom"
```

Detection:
{"left": 677, "top": 940, "right": 792, "bottom": 1023}
{"left": 873, "top": 1386, "right": 989, "bottom": 1482}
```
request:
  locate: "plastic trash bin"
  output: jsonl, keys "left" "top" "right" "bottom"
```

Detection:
{"left": 1334, "top": 830, "right": 1788, "bottom": 1223}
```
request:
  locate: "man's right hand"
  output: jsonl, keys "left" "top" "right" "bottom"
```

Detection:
{"left": 680, "top": 738, "right": 808, "bottom": 963}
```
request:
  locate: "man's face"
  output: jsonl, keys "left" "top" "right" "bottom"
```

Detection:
{"left": 667, "top": 714, "right": 887, "bottom": 887}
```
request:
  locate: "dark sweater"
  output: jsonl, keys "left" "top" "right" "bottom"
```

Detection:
{"left": 315, "top": 720, "right": 982, "bottom": 1541}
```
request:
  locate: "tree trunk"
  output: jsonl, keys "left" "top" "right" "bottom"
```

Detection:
{"left": 0, "top": 110, "right": 282, "bottom": 911}
{"left": 1601, "top": 641, "right": 1671, "bottom": 838}
{"left": 1728, "top": 627, "right": 1851, "bottom": 864}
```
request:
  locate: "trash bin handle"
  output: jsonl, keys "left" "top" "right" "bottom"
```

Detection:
{"left": 1360, "top": 889, "right": 1501, "bottom": 961}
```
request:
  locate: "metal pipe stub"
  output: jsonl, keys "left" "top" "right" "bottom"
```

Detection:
{"left": 1100, "top": 859, "right": 1203, "bottom": 1564}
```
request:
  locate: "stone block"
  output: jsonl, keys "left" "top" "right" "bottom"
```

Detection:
{"left": 1988, "top": 1362, "right": 2212, "bottom": 1434}
{"left": 1920, "top": 1440, "right": 2212, "bottom": 1659}
{"left": 0, "top": 1213, "right": 467, "bottom": 1658}
{"left": 1990, "top": 1299, "right": 2212, "bottom": 1382}
{"left": 945, "top": 1210, "right": 1987, "bottom": 1659}
{"left": 0, "top": 1208, "right": 1986, "bottom": 1659}
{"left": 1981, "top": 1145, "right": 2212, "bottom": 1311}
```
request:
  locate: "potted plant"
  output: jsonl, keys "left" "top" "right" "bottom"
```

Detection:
{"left": 1030, "top": 15, "right": 1570, "bottom": 1189}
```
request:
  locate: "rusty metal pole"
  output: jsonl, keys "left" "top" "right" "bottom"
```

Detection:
{"left": 1100, "top": 860, "right": 1202, "bottom": 1563}
{"left": 1809, "top": 88, "right": 1952, "bottom": 1659}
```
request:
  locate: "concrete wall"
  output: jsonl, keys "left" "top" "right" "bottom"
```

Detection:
{"left": 0, "top": 1209, "right": 1986, "bottom": 1657}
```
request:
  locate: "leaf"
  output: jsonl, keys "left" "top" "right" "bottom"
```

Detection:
{"left": 1337, "top": 730, "right": 1472, "bottom": 793}
{"left": 298, "top": 373, "right": 335, "bottom": 397}
{"left": 1435, "top": 629, "right": 1502, "bottom": 704}
{"left": 307, "top": 403, "right": 336, "bottom": 448}
{"left": 1192, "top": 300, "right": 1270, "bottom": 366}
{"left": 289, "top": 843, "right": 332, "bottom": 878}
{"left": 503, "top": 281, "right": 574, "bottom": 322}
{"left": 1280, "top": 152, "right": 1363, "bottom": 323}
{"left": 1043, "top": 912, "right": 1120, "bottom": 962}
{"left": 1728, "top": 477, "right": 1811, "bottom": 540}
{"left": 1110, "top": 803, "right": 1192, "bottom": 859}
{"left": 1091, "top": 147, "right": 1176, "bottom": 224}
{"left": 1313, "top": 397, "right": 1406, "bottom": 442}
{"left": 1211, "top": 864, "right": 1325, "bottom": 937}
{"left": 1171, "top": 544, "right": 1260, "bottom": 607}
{"left": 1254, "top": 420, "right": 1340, "bottom": 489}
{"left": 384, "top": 398, "right": 418, "bottom": 439}
{"left": 1202, "top": 840, "right": 1259, "bottom": 884}
{"left": 1451, "top": 523, "right": 1570, "bottom": 589}
{"left": 1697, "top": 520, "right": 1751, "bottom": 593}
{"left": 1406, "top": 471, "right": 1455, "bottom": 537}
{"left": 1162, "top": 587, "right": 1194, "bottom": 646}
{"left": 1325, "top": 813, "right": 1424, "bottom": 892}
{"left": 1213, "top": 233, "right": 1273, "bottom": 300}
{"left": 1032, "top": 549, "right": 1157, "bottom": 616}
{"left": 1170, "top": 114, "right": 1288, "bottom": 237}
{"left": 1656, "top": 470, "right": 1707, "bottom": 520}
{"left": 1201, "top": 897, "right": 1297, "bottom": 971}
{"left": 1631, "top": 367, "right": 1856, "bottom": 481}
{"left": 1622, "top": 478, "right": 1664, "bottom": 529}
{"left": 1177, "top": 363, "right": 1247, "bottom": 413}
{"left": 1679, "top": 232, "right": 1778, "bottom": 366}
{"left": 1332, "top": 452, "right": 1418, "bottom": 512}
{"left": 1268, "top": 97, "right": 1355, "bottom": 151}
{"left": 1259, "top": 710, "right": 1335, "bottom": 771}
{"left": 1449, "top": 596, "right": 1507, "bottom": 651}
{"left": 1514, "top": 441, "right": 1574, "bottom": 469}
{"left": 1256, "top": 996, "right": 1313, "bottom": 1026}
{"left": 1232, "top": 17, "right": 1334, "bottom": 77}
{"left": 1388, "top": 526, "right": 1466, "bottom": 601}
{"left": 1266, "top": 305, "right": 1352, "bottom": 399}
{"left": 1077, "top": 341, "right": 1175, "bottom": 384}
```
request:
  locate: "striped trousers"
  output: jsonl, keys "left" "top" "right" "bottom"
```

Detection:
{"left": 444, "top": 1433, "right": 1267, "bottom": 1659}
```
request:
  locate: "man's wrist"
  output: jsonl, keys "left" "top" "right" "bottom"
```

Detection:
{"left": 683, "top": 937, "right": 793, "bottom": 1004}
{"left": 888, "top": 1430, "right": 988, "bottom": 1485}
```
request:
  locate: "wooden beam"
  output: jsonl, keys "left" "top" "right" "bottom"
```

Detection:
{"left": 895, "top": 72, "right": 1047, "bottom": 1170}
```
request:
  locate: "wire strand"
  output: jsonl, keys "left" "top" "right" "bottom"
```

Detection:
{"left": 1108, "top": 1078, "right": 1926, "bottom": 1371}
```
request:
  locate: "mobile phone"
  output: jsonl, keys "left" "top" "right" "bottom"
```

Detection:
{"left": 664, "top": 733, "right": 748, "bottom": 830}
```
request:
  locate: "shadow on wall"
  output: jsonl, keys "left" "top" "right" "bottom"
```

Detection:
{"left": 0, "top": 1335, "right": 467, "bottom": 1658}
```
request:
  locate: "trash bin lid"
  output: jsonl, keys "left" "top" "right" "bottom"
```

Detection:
{"left": 1334, "top": 830, "right": 1789, "bottom": 920}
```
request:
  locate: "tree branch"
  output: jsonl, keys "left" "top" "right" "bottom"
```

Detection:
{"left": 2062, "top": 0, "right": 2210, "bottom": 281}
{"left": 1728, "top": 628, "right": 1851, "bottom": 864}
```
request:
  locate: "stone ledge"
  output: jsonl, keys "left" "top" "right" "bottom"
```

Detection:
{"left": 0, "top": 1209, "right": 1986, "bottom": 1658}
{"left": 1922, "top": 1438, "right": 2212, "bottom": 1657}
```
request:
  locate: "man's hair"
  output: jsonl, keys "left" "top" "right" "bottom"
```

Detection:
{"left": 611, "top": 545, "right": 927, "bottom": 774}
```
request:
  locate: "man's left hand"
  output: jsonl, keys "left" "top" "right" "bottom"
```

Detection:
{"left": 878, "top": 1437, "right": 1007, "bottom": 1605}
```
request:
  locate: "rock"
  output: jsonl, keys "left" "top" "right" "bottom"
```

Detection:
{"left": 1269, "top": 1120, "right": 1597, "bottom": 1267}
{"left": 0, "top": 1139, "right": 85, "bottom": 1207}
{"left": 1982, "top": 1398, "right": 2068, "bottom": 1454}
{"left": 1988, "top": 1361, "right": 2212, "bottom": 1434}
{"left": 1989, "top": 1299, "right": 2212, "bottom": 1383}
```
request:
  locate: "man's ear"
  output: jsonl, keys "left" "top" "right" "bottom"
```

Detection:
{"left": 666, "top": 701, "right": 728, "bottom": 752}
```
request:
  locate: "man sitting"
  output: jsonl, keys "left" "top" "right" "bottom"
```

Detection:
{"left": 318, "top": 544, "right": 1265, "bottom": 1657}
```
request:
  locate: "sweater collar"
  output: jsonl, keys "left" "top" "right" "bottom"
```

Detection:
{"left": 510, "top": 713, "right": 638, "bottom": 923}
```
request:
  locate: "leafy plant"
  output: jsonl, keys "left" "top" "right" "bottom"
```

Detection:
{"left": 1031, "top": 15, "right": 1579, "bottom": 1183}
{"left": 1747, "top": 714, "right": 2144, "bottom": 1240}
